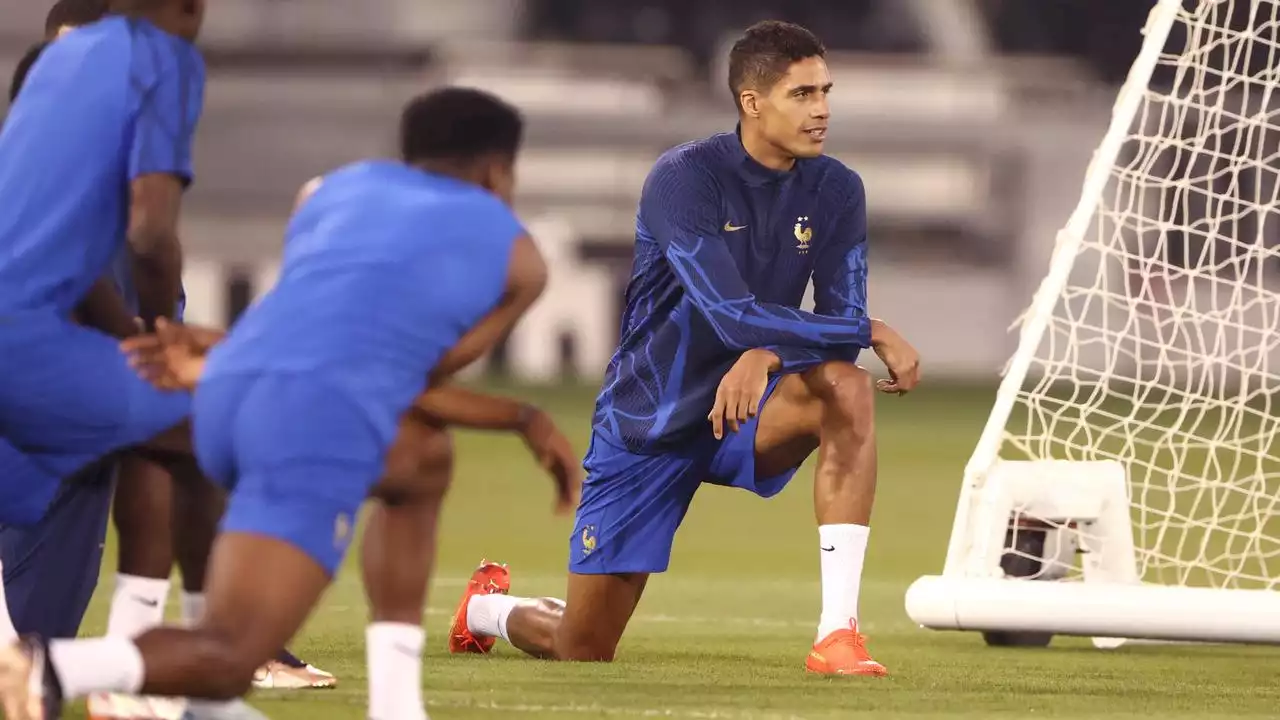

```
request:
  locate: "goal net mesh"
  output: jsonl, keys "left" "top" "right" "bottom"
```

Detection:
{"left": 999, "top": 0, "right": 1280, "bottom": 590}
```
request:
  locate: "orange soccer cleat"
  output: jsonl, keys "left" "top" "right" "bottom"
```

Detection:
{"left": 805, "top": 621, "right": 889, "bottom": 677}
{"left": 447, "top": 559, "right": 511, "bottom": 654}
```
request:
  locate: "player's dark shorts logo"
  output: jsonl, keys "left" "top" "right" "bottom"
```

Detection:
{"left": 579, "top": 525, "right": 597, "bottom": 557}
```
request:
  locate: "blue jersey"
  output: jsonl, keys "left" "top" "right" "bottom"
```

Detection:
{"left": 592, "top": 131, "right": 872, "bottom": 454}
{"left": 203, "top": 160, "right": 522, "bottom": 448}
{"left": 0, "top": 16, "right": 205, "bottom": 316}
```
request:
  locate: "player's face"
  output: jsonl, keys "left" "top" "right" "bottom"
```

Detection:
{"left": 759, "top": 56, "right": 832, "bottom": 159}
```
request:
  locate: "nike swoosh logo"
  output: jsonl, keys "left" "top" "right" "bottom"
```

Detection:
{"left": 132, "top": 595, "right": 160, "bottom": 607}
{"left": 821, "top": 545, "right": 836, "bottom": 552}
{"left": 392, "top": 643, "right": 421, "bottom": 657}
{"left": 723, "top": 222, "right": 747, "bottom": 232}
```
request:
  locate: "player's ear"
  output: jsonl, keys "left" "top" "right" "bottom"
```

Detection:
{"left": 739, "top": 90, "right": 761, "bottom": 118}
{"left": 479, "top": 155, "right": 516, "bottom": 206}
{"left": 179, "top": 0, "right": 205, "bottom": 36}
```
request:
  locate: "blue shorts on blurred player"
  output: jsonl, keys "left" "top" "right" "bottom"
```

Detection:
{"left": 0, "top": 16, "right": 204, "bottom": 525}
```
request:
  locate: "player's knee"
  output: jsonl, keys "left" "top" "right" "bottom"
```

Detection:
{"left": 553, "top": 616, "right": 622, "bottom": 662}
{"left": 554, "top": 637, "right": 620, "bottom": 663}
{"left": 807, "top": 362, "right": 875, "bottom": 435}
{"left": 378, "top": 420, "right": 454, "bottom": 503}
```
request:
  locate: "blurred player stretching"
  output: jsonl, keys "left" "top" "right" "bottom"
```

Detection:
{"left": 449, "top": 20, "right": 921, "bottom": 675}
{"left": 0, "top": 87, "right": 582, "bottom": 720}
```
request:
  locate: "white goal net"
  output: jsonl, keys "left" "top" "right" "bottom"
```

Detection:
{"left": 972, "top": 0, "right": 1280, "bottom": 596}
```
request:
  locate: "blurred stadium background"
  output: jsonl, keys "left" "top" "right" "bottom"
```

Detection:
{"left": 4, "top": 1, "right": 1279, "bottom": 718}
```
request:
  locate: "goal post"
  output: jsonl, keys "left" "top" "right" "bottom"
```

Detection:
{"left": 907, "top": 0, "right": 1280, "bottom": 646}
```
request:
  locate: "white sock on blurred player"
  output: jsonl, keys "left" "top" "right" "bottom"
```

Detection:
{"left": 106, "top": 574, "right": 170, "bottom": 637}
{"left": 0, "top": 562, "right": 18, "bottom": 643}
{"left": 816, "top": 523, "right": 870, "bottom": 640}
{"left": 366, "top": 623, "right": 427, "bottom": 720}
{"left": 180, "top": 591, "right": 207, "bottom": 626}
{"left": 465, "top": 594, "right": 524, "bottom": 641}
{"left": 48, "top": 637, "right": 144, "bottom": 697}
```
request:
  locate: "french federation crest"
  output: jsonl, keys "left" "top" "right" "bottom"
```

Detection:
{"left": 794, "top": 216, "right": 812, "bottom": 253}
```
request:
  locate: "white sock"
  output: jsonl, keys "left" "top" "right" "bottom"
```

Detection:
{"left": 106, "top": 575, "right": 171, "bottom": 638}
{"left": 465, "top": 594, "right": 523, "bottom": 642}
{"left": 366, "top": 623, "right": 426, "bottom": 720}
{"left": 49, "top": 637, "right": 144, "bottom": 699}
{"left": 0, "top": 561, "right": 18, "bottom": 643}
{"left": 816, "top": 524, "right": 871, "bottom": 640}
{"left": 179, "top": 592, "right": 207, "bottom": 626}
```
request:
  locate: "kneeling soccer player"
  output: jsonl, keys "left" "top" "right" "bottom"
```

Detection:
{"left": 447, "top": 20, "right": 921, "bottom": 676}
{"left": 0, "top": 87, "right": 582, "bottom": 720}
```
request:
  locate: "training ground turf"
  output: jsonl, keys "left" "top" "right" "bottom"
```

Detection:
{"left": 73, "top": 383, "right": 1280, "bottom": 719}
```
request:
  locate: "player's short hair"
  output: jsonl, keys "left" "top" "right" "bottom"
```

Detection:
{"left": 9, "top": 42, "right": 50, "bottom": 103}
{"left": 399, "top": 87, "right": 524, "bottom": 164}
{"left": 45, "top": 0, "right": 108, "bottom": 35}
{"left": 727, "top": 21, "right": 826, "bottom": 107}
{"left": 106, "top": 0, "right": 176, "bottom": 15}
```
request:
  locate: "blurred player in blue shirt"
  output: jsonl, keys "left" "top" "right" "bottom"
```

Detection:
{"left": 0, "top": 0, "right": 204, "bottom": 532}
{"left": 450, "top": 21, "right": 921, "bottom": 677}
{"left": 0, "top": 1, "right": 120, "bottom": 647}
{"left": 2, "top": 87, "right": 582, "bottom": 720}
{"left": 1, "top": 3, "right": 337, "bottom": 691}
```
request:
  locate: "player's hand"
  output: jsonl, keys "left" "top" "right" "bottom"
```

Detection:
{"left": 708, "top": 348, "right": 781, "bottom": 440}
{"left": 870, "top": 320, "right": 921, "bottom": 395}
{"left": 519, "top": 407, "right": 582, "bottom": 515}
{"left": 120, "top": 318, "right": 209, "bottom": 391}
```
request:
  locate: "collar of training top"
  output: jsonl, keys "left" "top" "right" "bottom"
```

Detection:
{"left": 729, "top": 124, "right": 805, "bottom": 187}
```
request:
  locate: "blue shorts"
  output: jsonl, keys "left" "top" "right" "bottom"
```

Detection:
{"left": 568, "top": 375, "right": 800, "bottom": 575}
{"left": 0, "top": 312, "right": 190, "bottom": 524}
{"left": 192, "top": 374, "right": 387, "bottom": 575}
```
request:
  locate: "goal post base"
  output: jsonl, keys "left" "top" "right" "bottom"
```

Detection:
{"left": 905, "top": 575, "right": 1280, "bottom": 645}
{"left": 914, "top": 458, "right": 1280, "bottom": 647}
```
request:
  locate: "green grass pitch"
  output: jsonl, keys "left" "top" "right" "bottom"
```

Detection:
{"left": 71, "top": 383, "right": 1280, "bottom": 719}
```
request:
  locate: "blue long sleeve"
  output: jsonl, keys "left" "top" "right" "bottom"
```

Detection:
{"left": 764, "top": 179, "right": 871, "bottom": 373}
{"left": 640, "top": 160, "right": 872, "bottom": 353}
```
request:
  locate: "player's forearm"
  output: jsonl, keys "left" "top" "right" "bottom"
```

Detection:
{"left": 77, "top": 275, "right": 139, "bottom": 339}
{"left": 409, "top": 386, "right": 536, "bottom": 433}
{"left": 130, "top": 232, "right": 183, "bottom": 327}
{"left": 701, "top": 300, "right": 873, "bottom": 352}
{"left": 764, "top": 345, "right": 862, "bottom": 373}
{"left": 668, "top": 245, "right": 872, "bottom": 351}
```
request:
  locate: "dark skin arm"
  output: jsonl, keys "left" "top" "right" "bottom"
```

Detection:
{"left": 410, "top": 386, "right": 536, "bottom": 432}
{"left": 77, "top": 273, "right": 141, "bottom": 339}
{"left": 411, "top": 384, "right": 580, "bottom": 514}
{"left": 128, "top": 174, "right": 185, "bottom": 329}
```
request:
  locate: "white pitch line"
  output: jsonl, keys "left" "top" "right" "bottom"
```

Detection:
{"left": 425, "top": 699, "right": 811, "bottom": 720}
{"left": 323, "top": 605, "right": 856, "bottom": 631}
